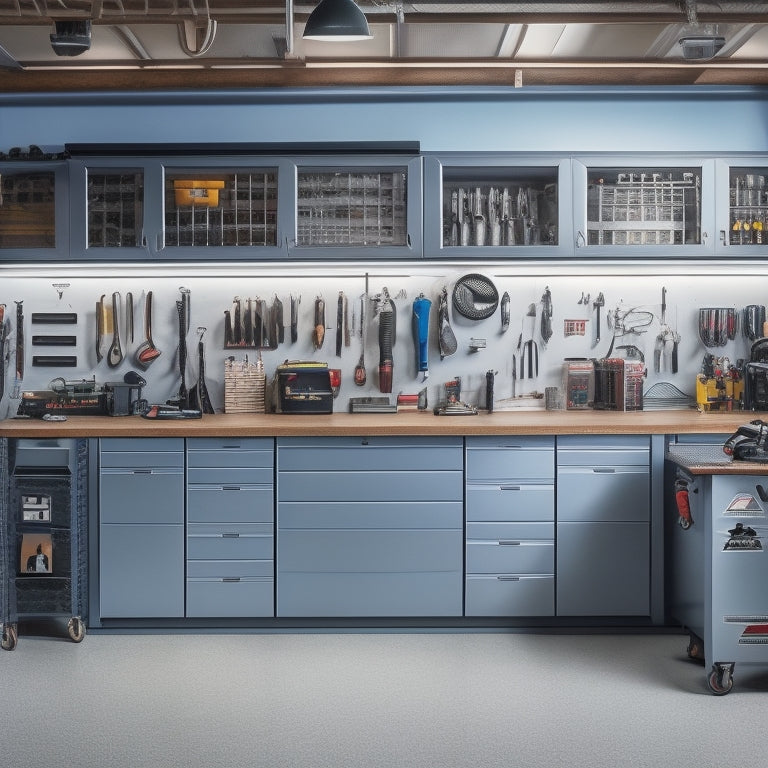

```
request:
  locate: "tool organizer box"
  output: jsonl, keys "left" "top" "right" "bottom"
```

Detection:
{"left": 1, "top": 437, "right": 88, "bottom": 650}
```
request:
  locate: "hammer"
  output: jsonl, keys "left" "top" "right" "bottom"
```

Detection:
{"left": 593, "top": 292, "right": 605, "bottom": 345}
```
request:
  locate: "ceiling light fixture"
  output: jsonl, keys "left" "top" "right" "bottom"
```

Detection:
{"left": 50, "top": 19, "right": 92, "bottom": 57}
{"left": 303, "top": 0, "right": 373, "bottom": 42}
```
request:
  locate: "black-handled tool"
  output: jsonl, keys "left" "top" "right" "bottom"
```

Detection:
{"left": 377, "top": 288, "right": 395, "bottom": 393}
{"left": 593, "top": 291, "right": 605, "bottom": 345}
{"left": 12, "top": 300, "right": 24, "bottom": 398}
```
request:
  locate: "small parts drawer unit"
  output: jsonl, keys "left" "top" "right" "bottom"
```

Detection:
{"left": 465, "top": 436, "right": 555, "bottom": 617}
{"left": 186, "top": 438, "right": 274, "bottom": 618}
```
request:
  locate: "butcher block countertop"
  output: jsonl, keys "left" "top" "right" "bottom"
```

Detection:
{"left": 0, "top": 408, "right": 757, "bottom": 439}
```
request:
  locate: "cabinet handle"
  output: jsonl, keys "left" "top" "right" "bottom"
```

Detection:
{"left": 497, "top": 576, "right": 520, "bottom": 581}
{"left": 222, "top": 577, "right": 241, "bottom": 583}
{"left": 221, "top": 532, "right": 240, "bottom": 538}
{"left": 132, "top": 469, "right": 152, "bottom": 474}
{"left": 499, "top": 485, "right": 521, "bottom": 491}
{"left": 498, "top": 540, "right": 521, "bottom": 546}
{"left": 222, "top": 486, "right": 241, "bottom": 491}
{"left": 592, "top": 468, "right": 616, "bottom": 473}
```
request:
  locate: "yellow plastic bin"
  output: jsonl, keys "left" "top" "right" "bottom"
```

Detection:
{"left": 173, "top": 179, "right": 226, "bottom": 207}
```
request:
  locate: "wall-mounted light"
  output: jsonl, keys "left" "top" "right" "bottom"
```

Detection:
{"left": 50, "top": 19, "right": 92, "bottom": 57}
{"left": 303, "top": 0, "right": 372, "bottom": 42}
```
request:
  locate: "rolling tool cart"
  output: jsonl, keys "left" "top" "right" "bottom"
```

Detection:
{"left": 1, "top": 438, "right": 87, "bottom": 651}
{"left": 667, "top": 438, "right": 768, "bottom": 694}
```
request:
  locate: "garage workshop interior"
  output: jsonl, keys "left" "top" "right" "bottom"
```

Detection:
{"left": 4, "top": 1, "right": 768, "bottom": 714}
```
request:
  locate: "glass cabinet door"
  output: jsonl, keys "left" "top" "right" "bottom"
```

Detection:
{"left": 715, "top": 159, "right": 768, "bottom": 255}
{"left": 0, "top": 162, "right": 68, "bottom": 259}
{"left": 423, "top": 155, "right": 571, "bottom": 258}
{"left": 87, "top": 169, "right": 144, "bottom": 249}
{"left": 573, "top": 158, "right": 715, "bottom": 257}
{"left": 290, "top": 155, "right": 422, "bottom": 259}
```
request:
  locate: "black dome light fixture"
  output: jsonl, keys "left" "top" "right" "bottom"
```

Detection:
{"left": 50, "top": 19, "right": 92, "bottom": 57}
{"left": 303, "top": 0, "right": 373, "bottom": 42}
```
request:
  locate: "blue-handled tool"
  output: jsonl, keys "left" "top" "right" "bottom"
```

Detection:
{"left": 412, "top": 293, "right": 431, "bottom": 381}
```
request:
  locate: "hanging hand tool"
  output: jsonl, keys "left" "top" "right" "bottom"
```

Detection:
{"left": 95, "top": 295, "right": 105, "bottom": 363}
{"left": 438, "top": 286, "right": 457, "bottom": 360}
{"left": 344, "top": 293, "right": 350, "bottom": 348}
{"left": 354, "top": 294, "right": 367, "bottom": 386}
{"left": 486, "top": 369, "right": 496, "bottom": 412}
{"left": 11, "top": 300, "right": 23, "bottom": 399}
{"left": 126, "top": 292, "right": 134, "bottom": 346}
{"left": 233, "top": 297, "right": 242, "bottom": 345}
{"left": 290, "top": 295, "right": 300, "bottom": 344}
{"left": 107, "top": 292, "right": 124, "bottom": 368}
{"left": 266, "top": 299, "right": 278, "bottom": 350}
{"left": 243, "top": 298, "right": 253, "bottom": 347}
{"left": 336, "top": 291, "right": 345, "bottom": 358}
{"left": 0, "top": 304, "right": 7, "bottom": 404}
{"left": 412, "top": 292, "right": 431, "bottom": 382}
{"left": 377, "top": 287, "right": 396, "bottom": 393}
{"left": 189, "top": 327, "right": 214, "bottom": 415}
{"left": 224, "top": 309, "right": 233, "bottom": 347}
{"left": 253, "top": 299, "right": 264, "bottom": 349}
{"left": 176, "top": 290, "right": 190, "bottom": 408}
{"left": 274, "top": 295, "right": 285, "bottom": 345}
{"left": 540, "top": 286, "right": 553, "bottom": 346}
{"left": 134, "top": 291, "right": 161, "bottom": 369}
{"left": 313, "top": 296, "right": 325, "bottom": 350}
{"left": 593, "top": 291, "right": 605, "bottom": 346}
{"left": 500, "top": 291, "right": 510, "bottom": 333}
{"left": 521, "top": 303, "right": 538, "bottom": 379}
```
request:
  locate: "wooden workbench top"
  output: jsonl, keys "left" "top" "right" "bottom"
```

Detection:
{"left": 0, "top": 408, "right": 756, "bottom": 439}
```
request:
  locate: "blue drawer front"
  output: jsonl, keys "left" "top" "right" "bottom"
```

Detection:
{"left": 278, "top": 501, "right": 462, "bottom": 529}
{"left": 278, "top": 470, "right": 462, "bottom": 502}
{"left": 187, "top": 466, "right": 273, "bottom": 485}
{"left": 466, "top": 441, "right": 554, "bottom": 482}
{"left": 466, "top": 540, "right": 554, "bottom": 574}
{"left": 187, "top": 442, "right": 274, "bottom": 469}
{"left": 188, "top": 437, "right": 273, "bottom": 452}
{"left": 277, "top": 571, "right": 462, "bottom": 617}
{"left": 100, "top": 469, "right": 184, "bottom": 524}
{"left": 101, "top": 437, "right": 184, "bottom": 454}
{"left": 187, "top": 486, "right": 273, "bottom": 523}
{"left": 466, "top": 484, "right": 554, "bottom": 522}
{"left": 186, "top": 579, "right": 274, "bottom": 617}
{"left": 187, "top": 560, "right": 273, "bottom": 579}
{"left": 466, "top": 521, "right": 554, "bottom": 539}
{"left": 278, "top": 529, "right": 461, "bottom": 572}
{"left": 465, "top": 575, "right": 555, "bottom": 617}
{"left": 188, "top": 524, "right": 273, "bottom": 560}
{"left": 557, "top": 467, "right": 650, "bottom": 522}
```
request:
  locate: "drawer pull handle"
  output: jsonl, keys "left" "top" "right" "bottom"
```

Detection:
{"left": 222, "top": 486, "right": 241, "bottom": 491}
{"left": 593, "top": 468, "right": 616, "bottom": 473}
{"left": 221, "top": 533, "right": 240, "bottom": 538}
{"left": 133, "top": 469, "right": 152, "bottom": 474}
{"left": 499, "top": 485, "right": 521, "bottom": 491}
{"left": 497, "top": 576, "right": 520, "bottom": 581}
{"left": 498, "top": 540, "right": 521, "bottom": 546}
{"left": 222, "top": 577, "right": 241, "bottom": 583}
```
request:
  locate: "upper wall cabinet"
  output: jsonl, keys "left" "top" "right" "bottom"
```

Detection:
{"left": 423, "top": 154, "right": 572, "bottom": 259}
{"left": 69, "top": 153, "right": 422, "bottom": 261}
{"left": 714, "top": 158, "right": 768, "bottom": 256}
{"left": 0, "top": 161, "right": 69, "bottom": 260}
{"left": 572, "top": 156, "right": 716, "bottom": 258}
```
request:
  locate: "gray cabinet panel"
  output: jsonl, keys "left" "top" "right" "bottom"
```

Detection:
{"left": 100, "top": 468, "right": 184, "bottom": 524}
{"left": 556, "top": 435, "right": 649, "bottom": 465}
{"left": 188, "top": 524, "right": 273, "bottom": 560}
{"left": 187, "top": 466, "right": 273, "bottom": 485}
{"left": 465, "top": 575, "right": 555, "bottom": 617}
{"left": 466, "top": 484, "right": 554, "bottom": 521}
{"left": 186, "top": 579, "right": 273, "bottom": 617}
{"left": 100, "top": 524, "right": 184, "bottom": 617}
{"left": 557, "top": 521, "right": 650, "bottom": 616}
{"left": 557, "top": 466, "right": 650, "bottom": 522}
{"left": 278, "top": 529, "right": 462, "bottom": 572}
{"left": 278, "top": 571, "right": 462, "bottom": 617}
{"left": 466, "top": 540, "right": 554, "bottom": 574}
{"left": 100, "top": 437, "right": 184, "bottom": 454}
{"left": 278, "top": 470, "right": 462, "bottom": 502}
{"left": 187, "top": 436, "right": 273, "bottom": 453}
{"left": 188, "top": 559, "right": 273, "bottom": 579}
{"left": 466, "top": 440, "right": 554, "bottom": 482}
{"left": 466, "top": 521, "right": 554, "bottom": 539}
{"left": 187, "top": 486, "right": 273, "bottom": 523}
{"left": 278, "top": 501, "right": 462, "bottom": 529}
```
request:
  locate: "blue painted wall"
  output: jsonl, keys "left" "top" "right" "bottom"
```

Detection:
{"left": 2, "top": 86, "right": 768, "bottom": 153}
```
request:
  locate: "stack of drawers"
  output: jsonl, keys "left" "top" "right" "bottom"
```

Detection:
{"left": 465, "top": 436, "right": 555, "bottom": 616}
{"left": 186, "top": 438, "right": 274, "bottom": 617}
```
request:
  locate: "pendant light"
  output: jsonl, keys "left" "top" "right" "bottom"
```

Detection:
{"left": 303, "top": 0, "right": 373, "bottom": 42}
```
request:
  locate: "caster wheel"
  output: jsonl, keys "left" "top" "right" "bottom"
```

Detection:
{"left": 1, "top": 624, "right": 18, "bottom": 652}
{"left": 67, "top": 617, "right": 86, "bottom": 643}
{"left": 707, "top": 663, "right": 734, "bottom": 695}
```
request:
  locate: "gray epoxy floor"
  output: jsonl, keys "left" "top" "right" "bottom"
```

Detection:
{"left": 2, "top": 630, "right": 768, "bottom": 768}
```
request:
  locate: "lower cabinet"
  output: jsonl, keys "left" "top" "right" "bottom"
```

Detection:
{"left": 99, "top": 438, "right": 185, "bottom": 618}
{"left": 186, "top": 438, "right": 274, "bottom": 617}
{"left": 276, "top": 437, "right": 464, "bottom": 617}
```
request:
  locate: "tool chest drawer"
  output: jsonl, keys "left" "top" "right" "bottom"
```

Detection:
{"left": 100, "top": 438, "right": 184, "bottom": 467}
{"left": 278, "top": 501, "right": 462, "bottom": 529}
{"left": 278, "top": 470, "right": 462, "bottom": 502}
{"left": 556, "top": 435, "right": 650, "bottom": 466}
{"left": 100, "top": 468, "right": 184, "bottom": 524}
{"left": 187, "top": 485, "right": 273, "bottom": 523}
{"left": 277, "top": 436, "right": 463, "bottom": 472}
{"left": 557, "top": 466, "right": 650, "bottom": 522}
{"left": 466, "top": 521, "right": 554, "bottom": 540}
{"left": 278, "top": 529, "right": 461, "bottom": 572}
{"left": 187, "top": 523, "right": 273, "bottom": 560}
{"left": 465, "top": 575, "right": 555, "bottom": 617}
{"left": 187, "top": 438, "right": 274, "bottom": 468}
{"left": 188, "top": 560, "right": 273, "bottom": 579}
{"left": 466, "top": 484, "right": 554, "bottom": 521}
{"left": 466, "top": 539, "right": 554, "bottom": 574}
{"left": 465, "top": 436, "right": 554, "bottom": 481}
{"left": 186, "top": 578, "right": 274, "bottom": 618}
{"left": 278, "top": 571, "right": 461, "bottom": 617}
{"left": 187, "top": 466, "right": 273, "bottom": 485}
